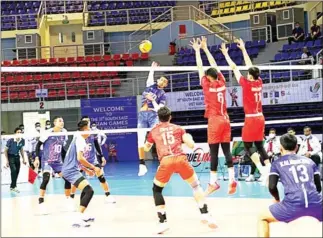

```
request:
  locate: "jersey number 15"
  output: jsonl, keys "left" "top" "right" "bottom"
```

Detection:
{"left": 161, "top": 131, "right": 175, "bottom": 146}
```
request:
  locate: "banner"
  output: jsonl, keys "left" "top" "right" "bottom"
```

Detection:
{"left": 81, "top": 97, "right": 138, "bottom": 162}
{"left": 167, "top": 78, "right": 322, "bottom": 111}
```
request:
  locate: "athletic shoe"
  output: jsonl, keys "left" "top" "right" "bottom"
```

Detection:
{"left": 104, "top": 195, "right": 116, "bottom": 204}
{"left": 201, "top": 213, "right": 218, "bottom": 229}
{"left": 257, "top": 175, "right": 264, "bottom": 182}
{"left": 156, "top": 222, "right": 169, "bottom": 234}
{"left": 245, "top": 175, "right": 255, "bottom": 182}
{"left": 10, "top": 187, "right": 20, "bottom": 193}
{"left": 138, "top": 164, "right": 148, "bottom": 176}
{"left": 72, "top": 218, "right": 91, "bottom": 228}
{"left": 228, "top": 180, "right": 237, "bottom": 195}
{"left": 205, "top": 182, "right": 220, "bottom": 196}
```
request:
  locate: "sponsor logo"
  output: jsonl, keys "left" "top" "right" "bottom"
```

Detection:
{"left": 310, "top": 82, "right": 320, "bottom": 93}
{"left": 187, "top": 148, "right": 210, "bottom": 167}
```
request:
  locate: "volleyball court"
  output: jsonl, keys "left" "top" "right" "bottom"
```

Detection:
{"left": 1, "top": 65, "right": 322, "bottom": 237}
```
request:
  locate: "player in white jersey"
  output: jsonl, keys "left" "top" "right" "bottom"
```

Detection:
{"left": 62, "top": 120, "right": 99, "bottom": 228}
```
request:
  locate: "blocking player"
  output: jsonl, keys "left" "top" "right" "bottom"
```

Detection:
{"left": 257, "top": 133, "right": 322, "bottom": 237}
{"left": 138, "top": 61, "right": 168, "bottom": 176}
{"left": 221, "top": 39, "right": 270, "bottom": 183}
{"left": 144, "top": 107, "right": 217, "bottom": 234}
{"left": 62, "top": 120, "right": 99, "bottom": 228}
{"left": 190, "top": 36, "right": 237, "bottom": 195}
{"left": 34, "top": 116, "right": 72, "bottom": 214}
{"left": 70, "top": 116, "right": 115, "bottom": 204}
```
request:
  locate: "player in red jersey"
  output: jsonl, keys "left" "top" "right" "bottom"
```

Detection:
{"left": 144, "top": 107, "right": 217, "bottom": 234}
{"left": 220, "top": 39, "right": 270, "bottom": 182}
{"left": 190, "top": 36, "right": 237, "bottom": 195}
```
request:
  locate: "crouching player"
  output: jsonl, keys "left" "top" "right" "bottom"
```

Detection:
{"left": 62, "top": 120, "right": 100, "bottom": 228}
{"left": 257, "top": 133, "right": 322, "bottom": 237}
{"left": 144, "top": 107, "right": 217, "bottom": 234}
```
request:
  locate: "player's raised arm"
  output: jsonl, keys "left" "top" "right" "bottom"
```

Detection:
{"left": 200, "top": 36, "right": 221, "bottom": 73}
{"left": 182, "top": 133, "right": 195, "bottom": 149}
{"left": 220, "top": 43, "right": 242, "bottom": 83}
{"left": 146, "top": 61, "right": 159, "bottom": 88}
{"left": 236, "top": 38, "right": 253, "bottom": 67}
{"left": 189, "top": 38, "right": 204, "bottom": 85}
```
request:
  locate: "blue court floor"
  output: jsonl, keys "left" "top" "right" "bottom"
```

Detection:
{"left": 2, "top": 160, "right": 274, "bottom": 199}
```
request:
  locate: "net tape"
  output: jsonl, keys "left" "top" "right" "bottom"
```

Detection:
{"left": 2, "top": 65, "right": 323, "bottom": 72}
{"left": 2, "top": 117, "right": 322, "bottom": 139}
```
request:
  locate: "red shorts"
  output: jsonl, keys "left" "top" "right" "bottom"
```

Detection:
{"left": 154, "top": 155, "right": 195, "bottom": 187}
{"left": 207, "top": 115, "right": 231, "bottom": 144}
{"left": 242, "top": 115, "right": 265, "bottom": 142}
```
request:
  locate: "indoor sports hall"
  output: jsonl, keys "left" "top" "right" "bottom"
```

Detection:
{"left": 1, "top": 0, "right": 323, "bottom": 237}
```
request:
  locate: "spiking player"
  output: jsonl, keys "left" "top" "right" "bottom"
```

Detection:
{"left": 138, "top": 61, "right": 168, "bottom": 176}
{"left": 257, "top": 133, "right": 322, "bottom": 237}
{"left": 62, "top": 120, "right": 99, "bottom": 228}
{"left": 70, "top": 116, "right": 115, "bottom": 204}
{"left": 144, "top": 107, "right": 217, "bottom": 234}
{"left": 221, "top": 39, "right": 270, "bottom": 183}
{"left": 34, "top": 116, "right": 73, "bottom": 214}
{"left": 190, "top": 36, "right": 237, "bottom": 195}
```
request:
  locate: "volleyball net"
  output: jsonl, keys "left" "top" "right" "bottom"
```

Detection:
{"left": 1, "top": 65, "right": 322, "bottom": 181}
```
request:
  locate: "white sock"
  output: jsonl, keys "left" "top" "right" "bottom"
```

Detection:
{"left": 228, "top": 168, "right": 235, "bottom": 181}
{"left": 210, "top": 172, "right": 217, "bottom": 184}
{"left": 254, "top": 161, "right": 265, "bottom": 174}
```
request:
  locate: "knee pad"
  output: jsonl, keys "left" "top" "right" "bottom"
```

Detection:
{"left": 80, "top": 185, "right": 94, "bottom": 208}
{"left": 63, "top": 178, "right": 71, "bottom": 189}
{"left": 152, "top": 184, "right": 165, "bottom": 206}
{"left": 40, "top": 172, "right": 50, "bottom": 190}
{"left": 97, "top": 175, "right": 106, "bottom": 183}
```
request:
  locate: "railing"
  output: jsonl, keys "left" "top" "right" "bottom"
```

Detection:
{"left": 2, "top": 65, "right": 322, "bottom": 103}
{"left": 83, "top": 6, "right": 172, "bottom": 27}
{"left": 178, "top": 25, "right": 272, "bottom": 48}
{"left": 43, "top": 0, "right": 85, "bottom": 15}
{"left": 199, "top": 1, "right": 307, "bottom": 17}
{"left": 127, "top": 7, "right": 173, "bottom": 52}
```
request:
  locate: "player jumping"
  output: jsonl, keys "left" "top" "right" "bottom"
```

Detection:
{"left": 221, "top": 39, "right": 270, "bottom": 183}
{"left": 138, "top": 61, "right": 168, "bottom": 176}
{"left": 144, "top": 107, "right": 217, "bottom": 234}
{"left": 62, "top": 120, "right": 99, "bottom": 228}
{"left": 257, "top": 133, "right": 322, "bottom": 237}
{"left": 34, "top": 116, "right": 73, "bottom": 214}
{"left": 70, "top": 116, "right": 115, "bottom": 204}
{"left": 190, "top": 36, "right": 237, "bottom": 195}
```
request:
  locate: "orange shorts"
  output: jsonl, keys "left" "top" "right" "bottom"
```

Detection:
{"left": 242, "top": 115, "right": 265, "bottom": 142}
{"left": 154, "top": 155, "right": 195, "bottom": 187}
{"left": 208, "top": 115, "right": 231, "bottom": 144}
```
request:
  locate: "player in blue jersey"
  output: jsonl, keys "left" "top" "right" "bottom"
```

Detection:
{"left": 34, "top": 116, "right": 73, "bottom": 214}
{"left": 138, "top": 61, "right": 168, "bottom": 176}
{"left": 256, "top": 133, "right": 322, "bottom": 237}
{"left": 69, "top": 116, "right": 115, "bottom": 203}
{"left": 62, "top": 120, "right": 99, "bottom": 228}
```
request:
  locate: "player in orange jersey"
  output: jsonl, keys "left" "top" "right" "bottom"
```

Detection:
{"left": 190, "top": 36, "right": 237, "bottom": 195}
{"left": 221, "top": 39, "right": 270, "bottom": 183}
{"left": 144, "top": 107, "right": 217, "bottom": 234}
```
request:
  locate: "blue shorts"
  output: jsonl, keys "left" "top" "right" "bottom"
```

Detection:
{"left": 42, "top": 161, "right": 63, "bottom": 173}
{"left": 62, "top": 169, "right": 84, "bottom": 186}
{"left": 270, "top": 201, "right": 323, "bottom": 223}
{"left": 138, "top": 111, "right": 159, "bottom": 128}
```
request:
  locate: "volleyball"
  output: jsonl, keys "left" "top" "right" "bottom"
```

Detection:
{"left": 139, "top": 40, "right": 152, "bottom": 53}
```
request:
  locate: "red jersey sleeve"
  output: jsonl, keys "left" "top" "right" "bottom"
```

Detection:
{"left": 217, "top": 72, "right": 225, "bottom": 82}
{"left": 146, "top": 131, "right": 155, "bottom": 144}
{"left": 239, "top": 75, "right": 247, "bottom": 87}
{"left": 201, "top": 76, "right": 209, "bottom": 89}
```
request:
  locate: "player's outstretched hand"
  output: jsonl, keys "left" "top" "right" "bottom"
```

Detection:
{"left": 220, "top": 42, "right": 229, "bottom": 55}
{"left": 101, "top": 157, "right": 107, "bottom": 166}
{"left": 236, "top": 38, "right": 245, "bottom": 50}
{"left": 189, "top": 38, "right": 201, "bottom": 51}
{"left": 151, "top": 61, "right": 159, "bottom": 68}
{"left": 145, "top": 93, "right": 154, "bottom": 101}
{"left": 200, "top": 36, "right": 208, "bottom": 50}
